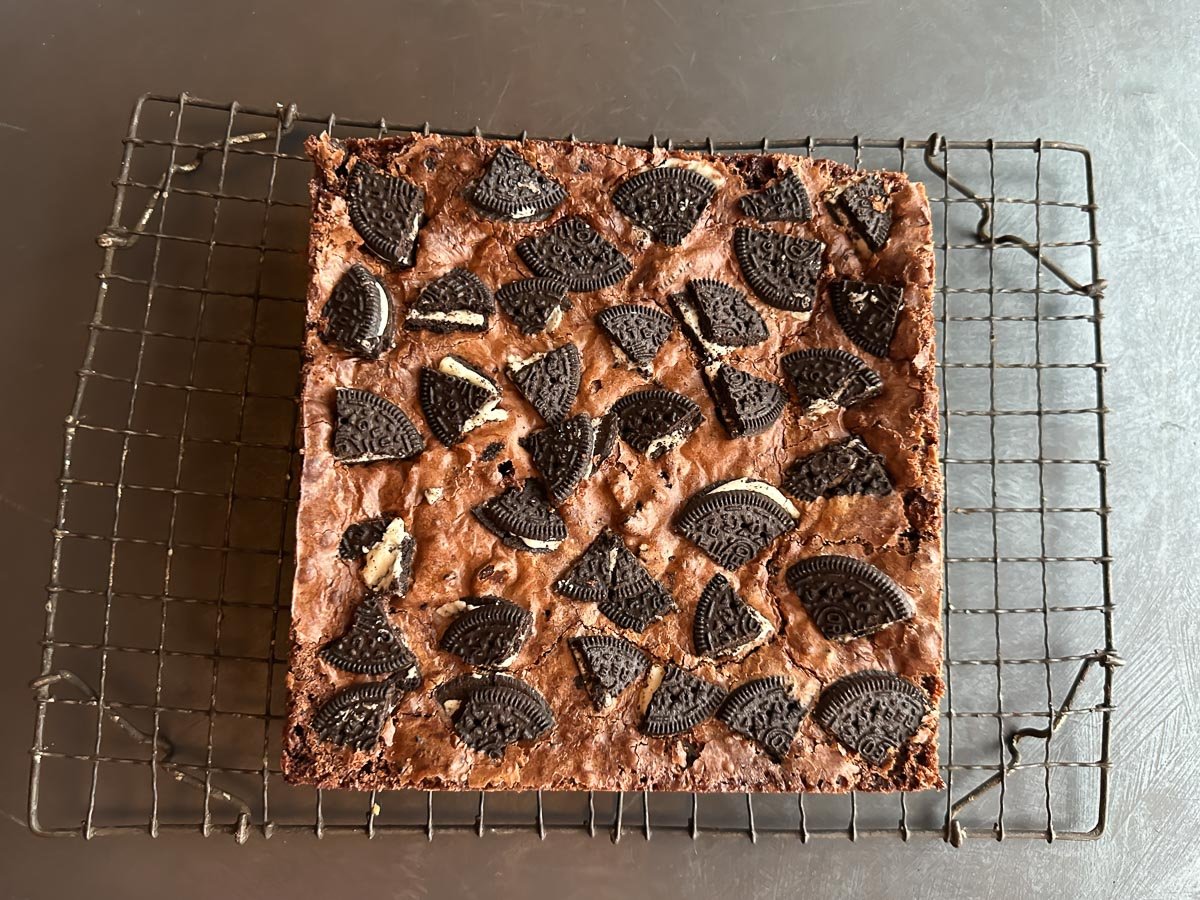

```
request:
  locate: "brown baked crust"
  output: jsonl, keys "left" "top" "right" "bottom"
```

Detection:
{"left": 283, "top": 133, "right": 943, "bottom": 793}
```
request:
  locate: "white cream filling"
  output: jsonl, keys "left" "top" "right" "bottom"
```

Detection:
{"left": 442, "top": 699, "right": 461, "bottom": 715}
{"left": 410, "top": 309, "right": 486, "bottom": 326}
{"left": 520, "top": 535, "right": 562, "bottom": 551}
{"left": 544, "top": 306, "right": 564, "bottom": 331}
{"left": 661, "top": 158, "right": 725, "bottom": 187}
{"left": 709, "top": 478, "right": 801, "bottom": 520}
{"left": 645, "top": 428, "right": 690, "bottom": 459}
{"left": 676, "top": 295, "right": 734, "bottom": 359}
{"left": 369, "top": 279, "right": 391, "bottom": 337}
{"left": 640, "top": 665, "right": 665, "bottom": 714}
{"left": 436, "top": 599, "right": 469, "bottom": 618}
{"left": 439, "top": 356, "right": 507, "bottom": 432}
{"left": 424, "top": 487, "right": 444, "bottom": 504}
{"left": 361, "top": 518, "right": 412, "bottom": 590}
{"left": 506, "top": 350, "right": 546, "bottom": 374}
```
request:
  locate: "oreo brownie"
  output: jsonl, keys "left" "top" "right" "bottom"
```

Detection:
{"left": 284, "top": 134, "right": 942, "bottom": 793}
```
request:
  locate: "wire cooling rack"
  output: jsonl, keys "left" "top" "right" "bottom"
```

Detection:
{"left": 28, "top": 93, "right": 1120, "bottom": 845}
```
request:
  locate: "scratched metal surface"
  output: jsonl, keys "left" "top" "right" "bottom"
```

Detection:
{"left": 0, "top": 0, "right": 1196, "bottom": 897}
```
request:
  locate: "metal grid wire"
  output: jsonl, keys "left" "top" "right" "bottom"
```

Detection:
{"left": 28, "top": 93, "right": 1120, "bottom": 845}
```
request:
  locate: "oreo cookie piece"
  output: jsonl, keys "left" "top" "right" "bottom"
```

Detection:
{"left": 786, "top": 555, "right": 915, "bottom": 641}
{"left": 507, "top": 344, "right": 582, "bottom": 424}
{"left": 639, "top": 664, "right": 726, "bottom": 736}
{"left": 568, "top": 634, "right": 650, "bottom": 710}
{"left": 598, "top": 579, "right": 674, "bottom": 633}
{"left": 346, "top": 160, "right": 424, "bottom": 268}
{"left": 320, "top": 595, "right": 421, "bottom": 681}
{"left": 672, "top": 279, "right": 769, "bottom": 363}
{"left": 593, "top": 411, "right": 620, "bottom": 464}
{"left": 596, "top": 304, "right": 674, "bottom": 376}
{"left": 692, "top": 573, "right": 772, "bottom": 657}
{"left": 520, "top": 414, "right": 597, "bottom": 503}
{"left": 782, "top": 436, "right": 892, "bottom": 502}
{"left": 496, "top": 277, "right": 573, "bottom": 335}
{"left": 333, "top": 388, "right": 425, "bottom": 464}
{"left": 828, "top": 279, "right": 904, "bottom": 358}
{"left": 610, "top": 388, "right": 702, "bottom": 459}
{"left": 470, "top": 146, "right": 566, "bottom": 220}
{"left": 740, "top": 171, "right": 813, "bottom": 223}
{"left": 704, "top": 364, "right": 786, "bottom": 437}
{"left": 436, "top": 673, "right": 555, "bottom": 760}
{"left": 311, "top": 676, "right": 410, "bottom": 752}
{"left": 717, "top": 676, "right": 806, "bottom": 762}
{"left": 836, "top": 175, "right": 893, "bottom": 251}
{"left": 733, "top": 226, "right": 824, "bottom": 313}
{"left": 339, "top": 516, "right": 416, "bottom": 595}
{"left": 440, "top": 596, "right": 533, "bottom": 668}
{"left": 554, "top": 528, "right": 675, "bottom": 631}
{"left": 406, "top": 268, "right": 496, "bottom": 333}
{"left": 339, "top": 516, "right": 391, "bottom": 560}
{"left": 472, "top": 480, "right": 567, "bottom": 553}
{"left": 516, "top": 217, "right": 633, "bottom": 291}
{"left": 320, "top": 264, "right": 394, "bottom": 359}
{"left": 780, "top": 348, "right": 883, "bottom": 414}
{"left": 419, "top": 356, "right": 506, "bottom": 447}
{"left": 675, "top": 479, "right": 800, "bottom": 570}
{"left": 813, "top": 671, "right": 928, "bottom": 765}
{"left": 612, "top": 166, "right": 717, "bottom": 245}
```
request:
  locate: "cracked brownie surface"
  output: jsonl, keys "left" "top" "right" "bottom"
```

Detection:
{"left": 283, "top": 133, "right": 942, "bottom": 793}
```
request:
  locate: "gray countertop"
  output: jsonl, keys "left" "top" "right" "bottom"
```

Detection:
{"left": 1, "top": 1, "right": 1197, "bottom": 897}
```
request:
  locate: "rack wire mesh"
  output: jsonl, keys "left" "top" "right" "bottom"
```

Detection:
{"left": 28, "top": 93, "right": 1120, "bottom": 845}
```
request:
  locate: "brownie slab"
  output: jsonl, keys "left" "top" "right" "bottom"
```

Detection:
{"left": 283, "top": 132, "right": 942, "bottom": 793}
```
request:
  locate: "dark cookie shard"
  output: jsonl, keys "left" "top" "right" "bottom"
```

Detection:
{"left": 814, "top": 671, "right": 927, "bottom": 765}
{"left": 717, "top": 676, "right": 806, "bottom": 762}
{"left": 311, "top": 676, "right": 408, "bottom": 752}
{"left": 554, "top": 528, "right": 624, "bottom": 601}
{"left": 406, "top": 268, "right": 496, "bottom": 333}
{"left": 733, "top": 226, "right": 824, "bottom": 312}
{"left": 640, "top": 664, "right": 726, "bottom": 736}
{"left": 598, "top": 579, "right": 674, "bottom": 633}
{"left": 320, "top": 595, "right": 421, "bottom": 680}
{"left": 346, "top": 161, "right": 424, "bottom": 268}
{"left": 568, "top": 634, "right": 650, "bottom": 710}
{"left": 516, "top": 217, "right": 632, "bottom": 291}
{"left": 419, "top": 356, "right": 504, "bottom": 447}
{"left": 440, "top": 596, "right": 533, "bottom": 667}
{"left": 472, "top": 480, "right": 567, "bottom": 553}
{"left": 837, "top": 175, "right": 893, "bottom": 251}
{"left": 496, "top": 277, "right": 573, "bottom": 335}
{"left": 672, "top": 279, "right": 768, "bottom": 361}
{"left": 705, "top": 364, "right": 786, "bottom": 437}
{"left": 554, "top": 528, "right": 674, "bottom": 631}
{"left": 520, "top": 414, "right": 596, "bottom": 503}
{"left": 333, "top": 388, "right": 425, "bottom": 464}
{"left": 780, "top": 348, "right": 883, "bottom": 413}
{"left": 612, "top": 166, "right": 717, "bottom": 245}
{"left": 438, "top": 675, "right": 555, "bottom": 760}
{"left": 828, "top": 280, "right": 904, "bottom": 358}
{"left": 676, "top": 480, "right": 798, "bottom": 570}
{"left": 782, "top": 436, "right": 892, "bottom": 502}
{"left": 507, "top": 344, "right": 582, "bottom": 424}
{"left": 596, "top": 304, "right": 674, "bottom": 375}
{"left": 470, "top": 146, "right": 567, "bottom": 220}
{"left": 593, "top": 411, "right": 620, "bottom": 464}
{"left": 339, "top": 516, "right": 390, "bottom": 559}
{"left": 320, "top": 264, "right": 394, "bottom": 359}
{"left": 740, "top": 171, "right": 813, "bottom": 223}
{"left": 611, "top": 388, "right": 702, "bottom": 459}
{"left": 693, "top": 574, "right": 771, "bottom": 657}
{"left": 786, "top": 555, "right": 915, "bottom": 641}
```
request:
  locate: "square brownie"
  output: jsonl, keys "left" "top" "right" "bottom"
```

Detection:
{"left": 283, "top": 132, "right": 943, "bottom": 793}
